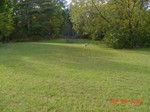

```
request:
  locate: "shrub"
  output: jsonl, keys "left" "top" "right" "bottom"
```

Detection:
{"left": 105, "top": 27, "right": 150, "bottom": 49}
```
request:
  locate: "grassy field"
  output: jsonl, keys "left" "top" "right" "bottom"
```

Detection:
{"left": 0, "top": 39, "right": 150, "bottom": 112}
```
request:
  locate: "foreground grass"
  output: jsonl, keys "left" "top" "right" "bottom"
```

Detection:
{"left": 0, "top": 39, "right": 150, "bottom": 112}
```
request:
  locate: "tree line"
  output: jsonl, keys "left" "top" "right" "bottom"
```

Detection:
{"left": 0, "top": 0, "right": 74, "bottom": 42}
{"left": 70, "top": 0, "right": 150, "bottom": 48}
{"left": 0, "top": 0, "right": 150, "bottom": 48}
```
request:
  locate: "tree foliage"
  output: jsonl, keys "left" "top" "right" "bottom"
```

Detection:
{"left": 0, "top": 0, "right": 150, "bottom": 48}
{"left": 0, "top": 0, "right": 14, "bottom": 41}
{"left": 12, "top": 0, "right": 65, "bottom": 41}
{"left": 70, "top": 0, "right": 150, "bottom": 48}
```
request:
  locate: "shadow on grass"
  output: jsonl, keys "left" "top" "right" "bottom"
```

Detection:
{"left": 0, "top": 41, "right": 150, "bottom": 112}
{"left": 0, "top": 41, "right": 150, "bottom": 78}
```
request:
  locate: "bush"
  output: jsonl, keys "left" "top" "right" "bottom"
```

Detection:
{"left": 105, "top": 28, "right": 150, "bottom": 49}
{"left": 105, "top": 29, "right": 129, "bottom": 48}
{"left": 0, "top": 35, "right": 3, "bottom": 40}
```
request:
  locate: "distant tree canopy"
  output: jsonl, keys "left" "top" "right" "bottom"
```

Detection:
{"left": 0, "top": 0, "right": 74, "bottom": 42}
{"left": 0, "top": 0, "right": 14, "bottom": 41}
{"left": 0, "top": 0, "right": 150, "bottom": 48}
{"left": 70, "top": 0, "right": 150, "bottom": 48}
{"left": 12, "top": 0, "right": 66, "bottom": 41}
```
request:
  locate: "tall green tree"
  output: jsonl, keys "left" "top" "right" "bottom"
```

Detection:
{"left": 0, "top": 0, "right": 14, "bottom": 41}
{"left": 70, "top": 0, "right": 108, "bottom": 39}
{"left": 104, "top": 0, "right": 150, "bottom": 48}
{"left": 70, "top": 0, "right": 150, "bottom": 48}
{"left": 12, "top": 0, "right": 65, "bottom": 41}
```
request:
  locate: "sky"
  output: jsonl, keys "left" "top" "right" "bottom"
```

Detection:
{"left": 66, "top": 0, "right": 71, "bottom": 5}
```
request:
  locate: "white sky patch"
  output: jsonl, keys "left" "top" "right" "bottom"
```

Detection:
{"left": 66, "top": 0, "right": 71, "bottom": 5}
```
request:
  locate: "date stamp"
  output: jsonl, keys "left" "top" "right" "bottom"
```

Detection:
{"left": 110, "top": 99, "right": 142, "bottom": 105}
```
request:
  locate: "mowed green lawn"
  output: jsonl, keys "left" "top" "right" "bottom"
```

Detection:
{"left": 0, "top": 39, "right": 150, "bottom": 112}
